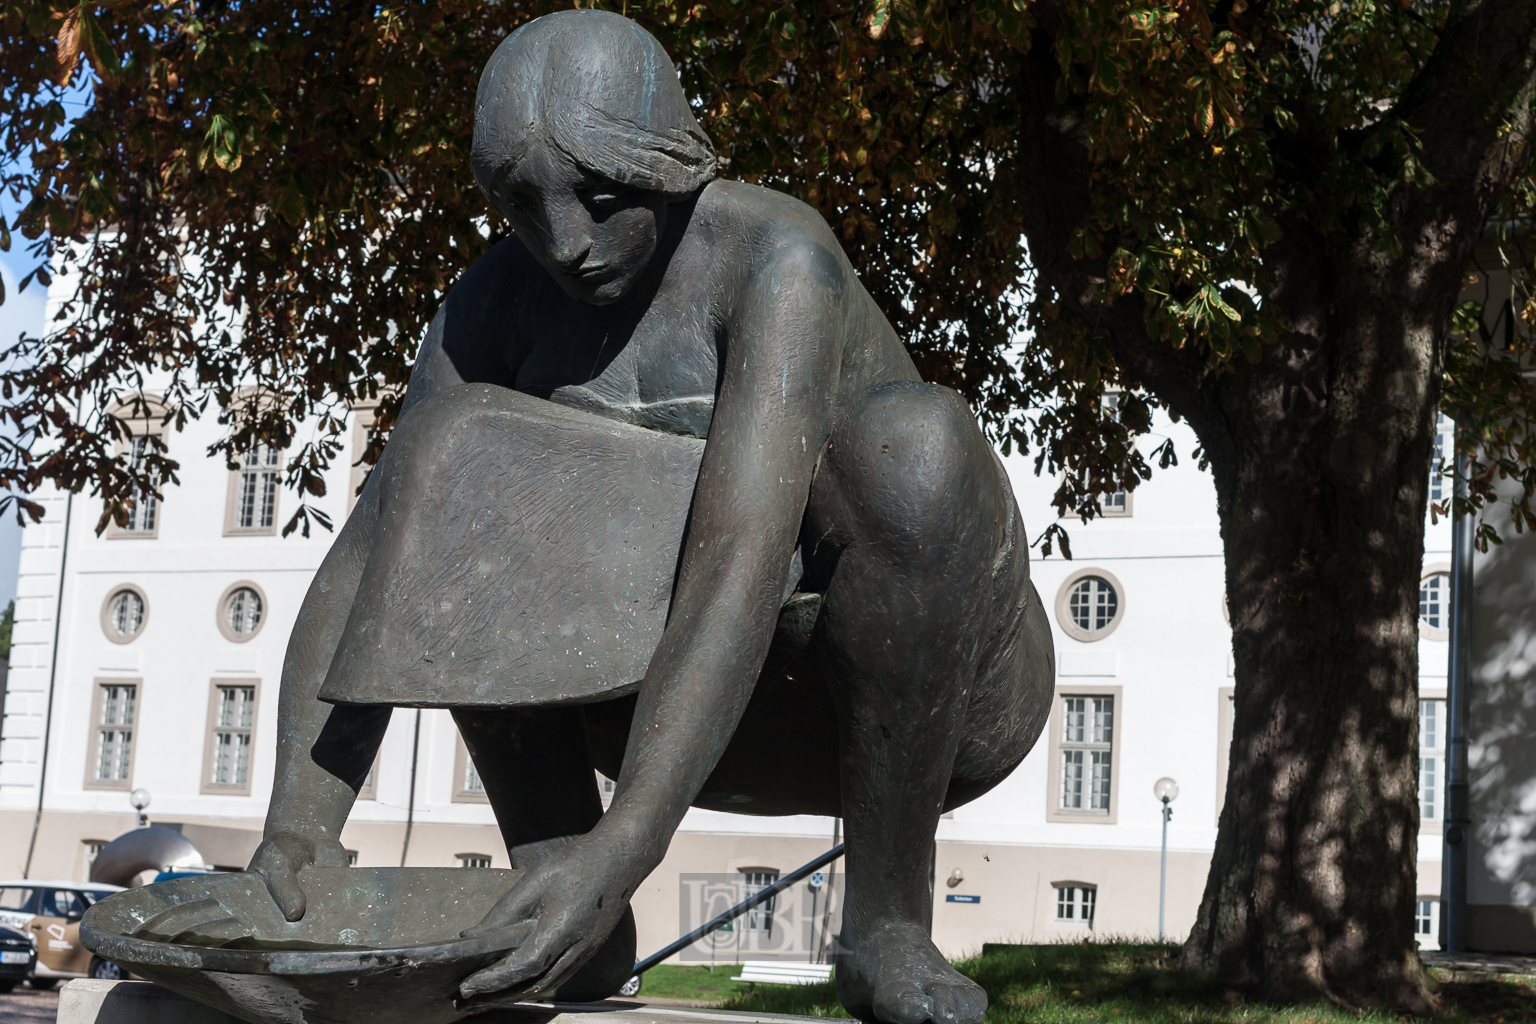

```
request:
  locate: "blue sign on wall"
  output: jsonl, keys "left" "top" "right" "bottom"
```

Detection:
{"left": 945, "top": 894, "right": 981, "bottom": 904}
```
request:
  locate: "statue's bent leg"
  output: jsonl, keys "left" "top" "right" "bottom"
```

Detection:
{"left": 451, "top": 707, "right": 636, "bottom": 1001}
{"left": 804, "top": 382, "right": 1005, "bottom": 1024}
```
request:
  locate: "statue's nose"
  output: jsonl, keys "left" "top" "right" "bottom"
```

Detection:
{"left": 550, "top": 240, "right": 590, "bottom": 272}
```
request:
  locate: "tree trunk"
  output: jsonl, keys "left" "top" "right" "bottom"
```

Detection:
{"left": 1176, "top": 228, "right": 1445, "bottom": 1008}
{"left": 1009, "top": 0, "right": 1536, "bottom": 1005}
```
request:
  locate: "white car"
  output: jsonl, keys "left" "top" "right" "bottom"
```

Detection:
{"left": 0, "top": 880, "right": 127, "bottom": 986}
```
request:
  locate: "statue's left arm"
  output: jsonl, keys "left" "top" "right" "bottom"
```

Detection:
{"left": 459, "top": 236, "right": 848, "bottom": 998}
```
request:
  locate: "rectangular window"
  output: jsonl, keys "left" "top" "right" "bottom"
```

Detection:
{"left": 121, "top": 436, "right": 158, "bottom": 534}
{"left": 346, "top": 850, "right": 359, "bottom": 867}
{"left": 1047, "top": 687, "right": 1121, "bottom": 823}
{"left": 1430, "top": 412, "right": 1454, "bottom": 505}
{"left": 87, "top": 681, "right": 138, "bottom": 789}
{"left": 212, "top": 686, "right": 255, "bottom": 786}
{"left": 1420, "top": 698, "right": 1448, "bottom": 824}
{"left": 1054, "top": 885, "right": 1096, "bottom": 926}
{"left": 741, "top": 870, "right": 779, "bottom": 935}
{"left": 452, "top": 733, "right": 489, "bottom": 803}
{"left": 1060, "top": 696, "right": 1113, "bottom": 812}
{"left": 459, "top": 854, "right": 492, "bottom": 869}
{"left": 357, "top": 757, "right": 378, "bottom": 801}
{"left": 1415, "top": 899, "right": 1440, "bottom": 949}
{"left": 238, "top": 446, "right": 280, "bottom": 530}
{"left": 225, "top": 443, "right": 282, "bottom": 535}
{"left": 201, "top": 679, "right": 259, "bottom": 795}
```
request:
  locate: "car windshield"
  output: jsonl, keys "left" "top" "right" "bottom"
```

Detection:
{"left": 0, "top": 887, "right": 34, "bottom": 911}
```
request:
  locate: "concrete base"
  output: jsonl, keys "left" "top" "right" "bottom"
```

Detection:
{"left": 57, "top": 980, "right": 847, "bottom": 1024}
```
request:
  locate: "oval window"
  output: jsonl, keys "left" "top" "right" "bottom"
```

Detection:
{"left": 1055, "top": 570, "right": 1126, "bottom": 642}
{"left": 217, "top": 582, "right": 268, "bottom": 643}
{"left": 108, "top": 589, "right": 145, "bottom": 635}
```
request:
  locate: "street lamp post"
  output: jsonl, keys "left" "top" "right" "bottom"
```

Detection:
{"left": 1153, "top": 777, "right": 1179, "bottom": 941}
{"left": 131, "top": 788, "right": 151, "bottom": 828}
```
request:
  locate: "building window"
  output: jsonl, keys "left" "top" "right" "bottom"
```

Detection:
{"left": 1429, "top": 412, "right": 1454, "bottom": 505}
{"left": 201, "top": 680, "right": 259, "bottom": 795}
{"left": 459, "top": 854, "right": 492, "bottom": 869}
{"left": 120, "top": 436, "right": 158, "bottom": 534}
{"left": 216, "top": 582, "right": 267, "bottom": 643}
{"left": 1055, "top": 569, "right": 1126, "bottom": 642}
{"left": 100, "top": 585, "right": 149, "bottom": 644}
{"left": 358, "top": 757, "right": 378, "bottom": 801}
{"left": 106, "top": 396, "right": 167, "bottom": 540}
{"left": 1060, "top": 696, "right": 1114, "bottom": 813}
{"left": 1415, "top": 898, "right": 1440, "bottom": 950}
{"left": 346, "top": 850, "right": 359, "bottom": 867}
{"left": 86, "top": 681, "right": 139, "bottom": 790}
{"left": 226, "top": 444, "right": 282, "bottom": 535}
{"left": 452, "top": 734, "right": 489, "bottom": 803}
{"left": 1420, "top": 697, "right": 1447, "bottom": 826}
{"left": 1047, "top": 686, "right": 1122, "bottom": 823}
{"left": 1054, "top": 884, "right": 1096, "bottom": 927}
{"left": 211, "top": 685, "right": 255, "bottom": 787}
{"left": 84, "top": 840, "right": 108, "bottom": 872}
{"left": 741, "top": 870, "right": 779, "bottom": 935}
{"left": 1419, "top": 569, "right": 1451, "bottom": 641}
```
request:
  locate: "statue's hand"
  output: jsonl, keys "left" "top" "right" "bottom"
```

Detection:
{"left": 248, "top": 831, "right": 349, "bottom": 922}
{"left": 457, "top": 841, "right": 630, "bottom": 1000}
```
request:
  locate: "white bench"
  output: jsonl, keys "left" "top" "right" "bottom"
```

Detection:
{"left": 731, "top": 961, "right": 834, "bottom": 986}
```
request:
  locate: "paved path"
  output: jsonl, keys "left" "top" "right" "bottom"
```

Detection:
{"left": 0, "top": 985, "right": 59, "bottom": 1024}
{"left": 1422, "top": 950, "right": 1536, "bottom": 975}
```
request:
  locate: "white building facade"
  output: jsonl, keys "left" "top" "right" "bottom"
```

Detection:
{"left": 0, "top": 359, "right": 1455, "bottom": 961}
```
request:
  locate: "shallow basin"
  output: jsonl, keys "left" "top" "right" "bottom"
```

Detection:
{"left": 80, "top": 866, "right": 534, "bottom": 1024}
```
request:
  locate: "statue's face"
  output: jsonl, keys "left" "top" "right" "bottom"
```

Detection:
{"left": 490, "top": 142, "right": 669, "bottom": 305}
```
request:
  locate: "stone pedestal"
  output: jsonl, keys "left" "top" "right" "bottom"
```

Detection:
{"left": 57, "top": 980, "right": 846, "bottom": 1024}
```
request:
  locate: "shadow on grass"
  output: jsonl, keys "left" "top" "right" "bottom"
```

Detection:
{"left": 713, "top": 942, "right": 1536, "bottom": 1023}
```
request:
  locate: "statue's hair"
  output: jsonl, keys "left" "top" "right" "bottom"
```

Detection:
{"left": 472, "top": 10, "right": 717, "bottom": 201}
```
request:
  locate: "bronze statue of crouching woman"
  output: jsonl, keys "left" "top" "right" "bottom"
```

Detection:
{"left": 250, "top": 11, "right": 1053, "bottom": 1024}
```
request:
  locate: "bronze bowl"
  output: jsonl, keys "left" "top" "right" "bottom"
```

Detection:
{"left": 80, "top": 866, "right": 538, "bottom": 1024}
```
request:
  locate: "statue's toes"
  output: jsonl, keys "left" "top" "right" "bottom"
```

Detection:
{"left": 925, "top": 978, "right": 987, "bottom": 1024}
{"left": 872, "top": 980, "right": 934, "bottom": 1024}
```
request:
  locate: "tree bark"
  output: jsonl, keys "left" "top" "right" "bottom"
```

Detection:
{"left": 1013, "top": 0, "right": 1536, "bottom": 1009}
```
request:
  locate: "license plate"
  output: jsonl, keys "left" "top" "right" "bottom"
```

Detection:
{"left": 0, "top": 951, "right": 29, "bottom": 964}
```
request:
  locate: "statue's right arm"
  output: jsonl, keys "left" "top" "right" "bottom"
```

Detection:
{"left": 252, "top": 246, "right": 528, "bottom": 917}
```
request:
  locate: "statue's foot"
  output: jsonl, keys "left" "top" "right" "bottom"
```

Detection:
{"left": 836, "top": 920, "right": 987, "bottom": 1024}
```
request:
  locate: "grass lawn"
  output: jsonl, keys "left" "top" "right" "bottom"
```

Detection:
{"left": 703, "top": 942, "right": 1536, "bottom": 1023}
{"left": 636, "top": 963, "right": 759, "bottom": 1003}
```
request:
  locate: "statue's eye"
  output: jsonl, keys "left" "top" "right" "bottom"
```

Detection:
{"left": 502, "top": 191, "right": 531, "bottom": 213}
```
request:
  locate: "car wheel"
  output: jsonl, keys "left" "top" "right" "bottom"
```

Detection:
{"left": 28, "top": 977, "right": 57, "bottom": 991}
{"left": 618, "top": 974, "right": 642, "bottom": 998}
{"left": 89, "top": 957, "right": 125, "bottom": 981}
{"left": 0, "top": 981, "right": 14, "bottom": 993}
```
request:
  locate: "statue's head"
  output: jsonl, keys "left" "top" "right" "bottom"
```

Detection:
{"left": 472, "top": 11, "right": 716, "bottom": 304}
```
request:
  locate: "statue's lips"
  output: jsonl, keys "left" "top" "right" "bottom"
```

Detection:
{"left": 570, "top": 264, "right": 617, "bottom": 284}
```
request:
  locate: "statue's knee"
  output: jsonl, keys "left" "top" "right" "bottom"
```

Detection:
{"left": 827, "top": 383, "right": 997, "bottom": 546}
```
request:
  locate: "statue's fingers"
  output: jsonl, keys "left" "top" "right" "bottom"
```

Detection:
{"left": 458, "top": 944, "right": 553, "bottom": 999}
{"left": 461, "top": 894, "right": 538, "bottom": 938}
{"left": 254, "top": 851, "right": 306, "bottom": 922}
{"left": 520, "top": 945, "right": 588, "bottom": 997}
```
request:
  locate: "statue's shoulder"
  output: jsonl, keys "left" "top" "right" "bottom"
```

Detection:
{"left": 701, "top": 180, "right": 848, "bottom": 293}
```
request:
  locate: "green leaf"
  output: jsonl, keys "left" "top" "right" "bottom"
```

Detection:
{"left": 77, "top": 7, "right": 121, "bottom": 83}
